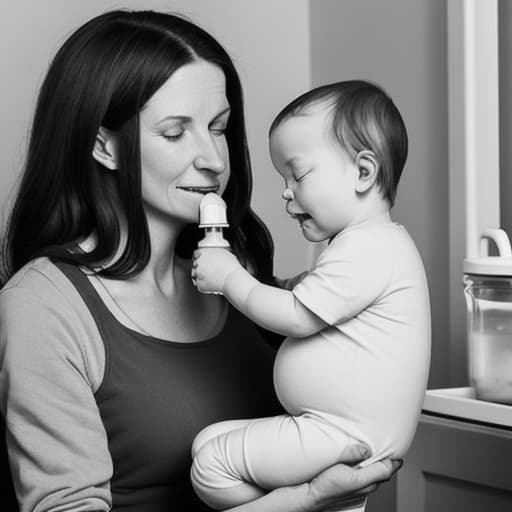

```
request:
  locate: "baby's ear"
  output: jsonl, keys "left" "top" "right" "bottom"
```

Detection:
{"left": 92, "top": 126, "right": 119, "bottom": 170}
{"left": 355, "top": 150, "right": 379, "bottom": 193}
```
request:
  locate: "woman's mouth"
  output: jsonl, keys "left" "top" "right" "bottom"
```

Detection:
{"left": 176, "top": 185, "right": 220, "bottom": 195}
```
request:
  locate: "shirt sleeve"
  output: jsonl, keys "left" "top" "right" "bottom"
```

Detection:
{"left": 292, "top": 229, "right": 393, "bottom": 326}
{"left": 0, "top": 274, "right": 112, "bottom": 512}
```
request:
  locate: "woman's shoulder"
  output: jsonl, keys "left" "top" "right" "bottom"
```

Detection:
{"left": 2, "top": 257, "right": 66, "bottom": 293}
{"left": 0, "top": 257, "right": 81, "bottom": 327}
{"left": 0, "top": 257, "right": 86, "bottom": 316}
{"left": 0, "top": 256, "right": 99, "bottom": 329}
{"left": 0, "top": 257, "right": 94, "bottom": 343}
{"left": 0, "top": 258, "right": 105, "bottom": 390}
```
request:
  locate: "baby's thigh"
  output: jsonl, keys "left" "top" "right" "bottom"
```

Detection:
{"left": 228, "top": 414, "right": 359, "bottom": 489}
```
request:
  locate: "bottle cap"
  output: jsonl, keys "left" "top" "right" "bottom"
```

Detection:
{"left": 199, "top": 193, "right": 229, "bottom": 228}
{"left": 464, "top": 228, "right": 512, "bottom": 276}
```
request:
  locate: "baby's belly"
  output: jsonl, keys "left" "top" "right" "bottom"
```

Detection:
{"left": 273, "top": 333, "right": 425, "bottom": 460}
{"left": 274, "top": 334, "right": 366, "bottom": 418}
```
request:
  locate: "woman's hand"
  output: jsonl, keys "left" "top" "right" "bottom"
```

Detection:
{"left": 226, "top": 443, "right": 402, "bottom": 512}
{"left": 303, "top": 454, "right": 402, "bottom": 512}
{"left": 192, "top": 248, "right": 243, "bottom": 294}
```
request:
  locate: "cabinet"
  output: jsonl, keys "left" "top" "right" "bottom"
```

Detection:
{"left": 396, "top": 412, "right": 512, "bottom": 510}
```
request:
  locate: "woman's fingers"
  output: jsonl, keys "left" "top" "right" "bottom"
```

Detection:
{"left": 356, "top": 459, "right": 403, "bottom": 488}
{"left": 387, "top": 459, "right": 403, "bottom": 480}
{"left": 338, "top": 443, "right": 371, "bottom": 465}
{"left": 306, "top": 458, "right": 403, "bottom": 511}
{"left": 352, "top": 483, "right": 379, "bottom": 496}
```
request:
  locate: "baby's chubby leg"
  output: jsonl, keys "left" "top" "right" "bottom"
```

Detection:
{"left": 191, "top": 418, "right": 269, "bottom": 509}
{"left": 191, "top": 418, "right": 255, "bottom": 458}
{"left": 191, "top": 413, "right": 362, "bottom": 510}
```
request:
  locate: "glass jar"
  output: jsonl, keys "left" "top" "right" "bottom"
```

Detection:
{"left": 464, "top": 274, "right": 512, "bottom": 403}
{"left": 464, "top": 228, "right": 512, "bottom": 404}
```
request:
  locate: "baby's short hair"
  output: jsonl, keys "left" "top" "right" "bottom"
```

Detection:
{"left": 269, "top": 80, "right": 408, "bottom": 206}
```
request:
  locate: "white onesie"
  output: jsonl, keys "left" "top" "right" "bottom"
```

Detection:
{"left": 191, "top": 223, "right": 431, "bottom": 509}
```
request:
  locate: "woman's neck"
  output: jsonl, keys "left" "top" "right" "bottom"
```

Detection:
{"left": 81, "top": 207, "right": 189, "bottom": 295}
{"left": 139, "top": 214, "right": 185, "bottom": 295}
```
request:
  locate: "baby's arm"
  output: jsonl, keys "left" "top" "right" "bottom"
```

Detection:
{"left": 275, "top": 271, "right": 309, "bottom": 290}
{"left": 192, "top": 249, "right": 327, "bottom": 338}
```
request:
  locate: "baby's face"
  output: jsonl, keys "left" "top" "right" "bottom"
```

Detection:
{"left": 269, "top": 105, "right": 360, "bottom": 242}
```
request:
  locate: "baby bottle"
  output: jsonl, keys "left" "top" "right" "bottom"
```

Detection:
{"left": 196, "top": 193, "right": 230, "bottom": 295}
{"left": 463, "top": 228, "right": 512, "bottom": 404}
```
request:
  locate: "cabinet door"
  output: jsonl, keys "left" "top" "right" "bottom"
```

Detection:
{"left": 366, "top": 477, "right": 396, "bottom": 512}
{"left": 397, "top": 413, "right": 512, "bottom": 511}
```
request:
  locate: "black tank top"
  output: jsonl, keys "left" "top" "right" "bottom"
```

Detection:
{"left": 56, "top": 262, "right": 282, "bottom": 512}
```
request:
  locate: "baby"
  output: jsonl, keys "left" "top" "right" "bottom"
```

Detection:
{"left": 190, "top": 80, "right": 431, "bottom": 511}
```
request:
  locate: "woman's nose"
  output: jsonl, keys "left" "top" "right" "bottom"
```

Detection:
{"left": 194, "top": 138, "right": 226, "bottom": 174}
{"left": 282, "top": 188, "right": 294, "bottom": 201}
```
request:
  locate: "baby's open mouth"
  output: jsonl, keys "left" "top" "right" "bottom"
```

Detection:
{"left": 290, "top": 213, "right": 312, "bottom": 225}
{"left": 177, "top": 186, "right": 220, "bottom": 195}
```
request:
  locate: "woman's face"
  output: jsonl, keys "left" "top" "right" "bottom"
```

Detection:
{"left": 139, "top": 60, "right": 231, "bottom": 226}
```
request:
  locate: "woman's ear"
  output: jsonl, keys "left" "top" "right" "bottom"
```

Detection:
{"left": 92, "top": 127, "right": 118, "bottom": 170}
{"left": 355, "top": 150, "right": 379, "bottom": 193}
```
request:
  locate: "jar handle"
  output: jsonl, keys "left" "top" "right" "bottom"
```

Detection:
{"left": 480, "top": 228, "right": 512, "bottom": 257}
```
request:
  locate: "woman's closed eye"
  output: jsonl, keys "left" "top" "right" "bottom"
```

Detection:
{"left": 209, "top": 106, "right": 230, "bottom": 136}
{"left": 209, "top": 123, "right": 227, "bottom": 136}
{"left": 162, "top": 130, "right": 185, "bottom": 142}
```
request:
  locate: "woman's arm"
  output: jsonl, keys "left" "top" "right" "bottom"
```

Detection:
{"left": 226, "top": 457, "right": 401, "bottom": 512}
{"left": 192, "top": 250, "right": 326, "bottom": 337}
{"left": 0, "top": 266, "right": 112, "bottom": 512}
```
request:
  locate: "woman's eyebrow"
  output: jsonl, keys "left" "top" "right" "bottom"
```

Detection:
{"left": 156, "top": 106, "right": 230, "bottom": 126}
{"left": 156, "top": 115, "right": 191, "bottom": 126}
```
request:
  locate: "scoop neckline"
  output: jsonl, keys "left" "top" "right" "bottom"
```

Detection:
{"left": 59, "top": 260, "right": 231, "bottom": 347}
{"left": 105, "top": 299, "right": 231, "bottom": 347}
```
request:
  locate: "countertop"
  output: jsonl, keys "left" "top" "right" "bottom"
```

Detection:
{"left": 423, "top": 387, "right": 512, "bottom": 428}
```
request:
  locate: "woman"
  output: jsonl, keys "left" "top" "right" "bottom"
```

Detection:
{"left": 0, "top": 10, "right": 399, "bottom": 511}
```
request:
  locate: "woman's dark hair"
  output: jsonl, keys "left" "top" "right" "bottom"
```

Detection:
{"left": 269, "top": 80, "right": 408, "bottom": 206}
{"left": 1, "top": 10, "right": 274, "bottom": 284}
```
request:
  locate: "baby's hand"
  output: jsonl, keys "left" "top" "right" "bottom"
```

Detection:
{"left": 191, "top": 248, "right": 243, "bottom": 294}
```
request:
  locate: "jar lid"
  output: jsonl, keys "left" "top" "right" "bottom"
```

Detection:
{"left": 464, "top": 257, "right": 512, "bottom": 276}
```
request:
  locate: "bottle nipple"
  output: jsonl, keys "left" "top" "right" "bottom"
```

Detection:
{"left": 198, "top": 193, "right": 230, "bottom": 248}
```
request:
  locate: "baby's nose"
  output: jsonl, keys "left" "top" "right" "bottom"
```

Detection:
{"left": 282, "top": 188, "right": 294, "bottom": 201}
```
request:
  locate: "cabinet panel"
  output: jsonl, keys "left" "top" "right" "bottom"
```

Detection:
{"left": 397, "top": 413, "right": 512, "bottom": 511}
{"left": 424, "top": 473, "right": 512, "bottom": 509}
{"left": 366, "top": 477, "right": 396, "bottom": 512}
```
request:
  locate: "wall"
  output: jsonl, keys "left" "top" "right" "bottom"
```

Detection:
{"left": 500, "top": 0, "right": 512, "bottom": 237}
{"left": 2, "top": 1, "right": 453, "bottom": 387}
{"left": 310, "top": 0, "right": 450, "bottom": 387}
{"left": 0, "top": 0, "right": 311, "bottom": 277}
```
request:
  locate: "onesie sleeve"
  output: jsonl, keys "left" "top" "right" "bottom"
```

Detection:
{"left": 0, "top": 271, "right": 112, "bottom": 511}
{"left": 292, "top": 229, "right": 393, "bottom": 326}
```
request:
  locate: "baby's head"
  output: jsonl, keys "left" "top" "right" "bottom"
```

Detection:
{"left": 269, "top": 80, "right": 408, "bottom": 241}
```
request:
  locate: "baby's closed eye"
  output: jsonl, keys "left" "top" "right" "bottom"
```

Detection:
{"left": 294, "top": 168, "right": 314, "bottom": 181}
